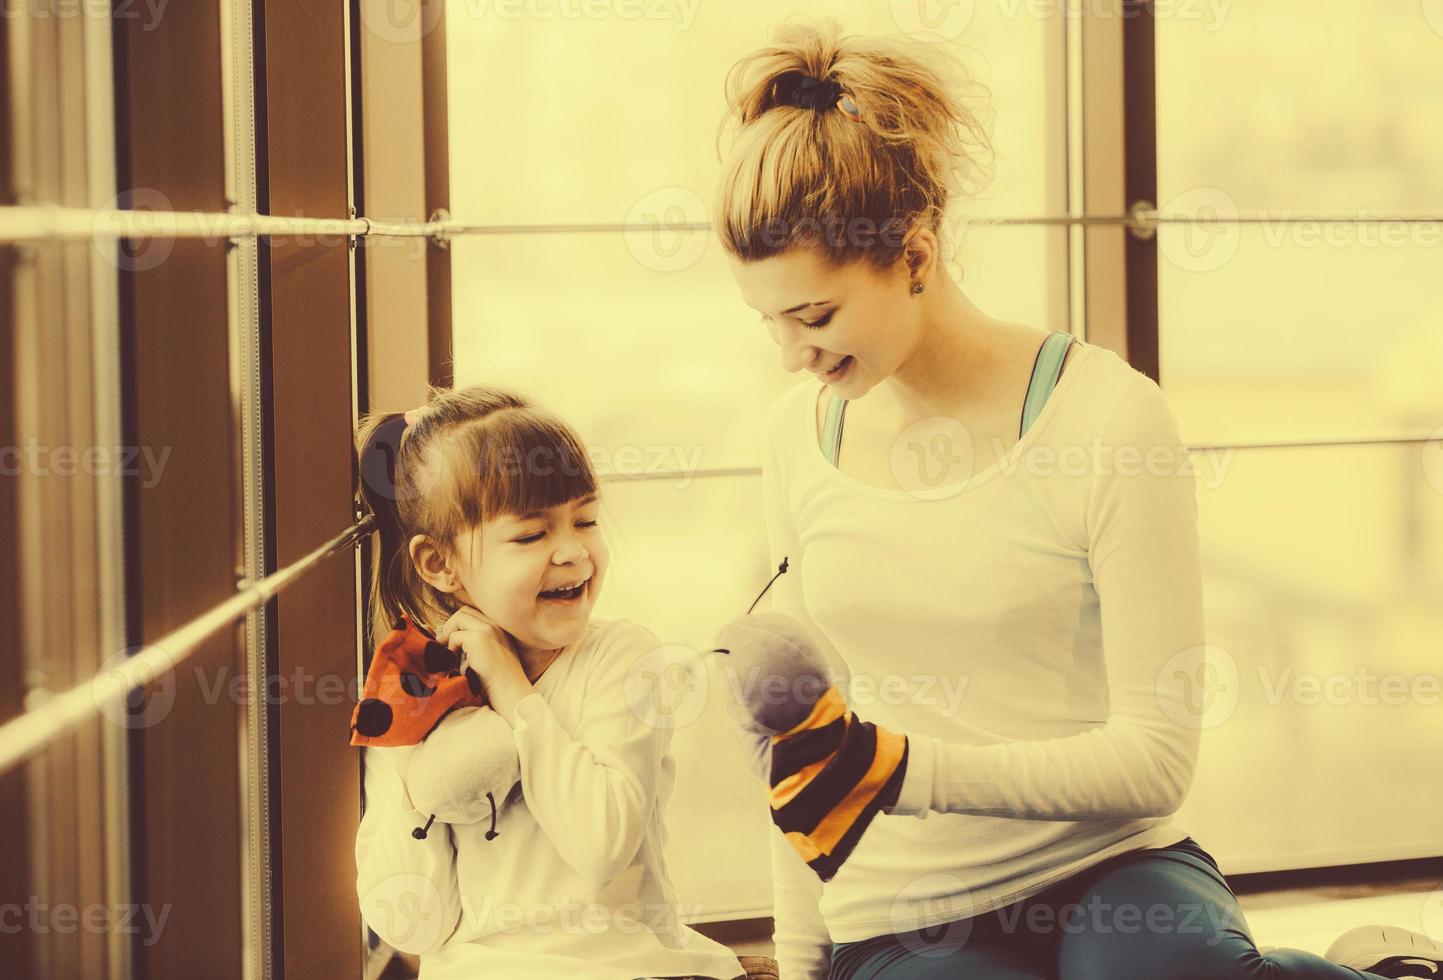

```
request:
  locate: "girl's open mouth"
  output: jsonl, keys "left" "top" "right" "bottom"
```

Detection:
{"left": 538, "top": 577, "right": 589, "bottom": 603}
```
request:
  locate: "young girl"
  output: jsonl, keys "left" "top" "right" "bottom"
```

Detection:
{"left": 351, "top": 385, "right": 747, "bottom": 980}
{"left": 713, "top": 19, "right": 1443, "bottom": 980}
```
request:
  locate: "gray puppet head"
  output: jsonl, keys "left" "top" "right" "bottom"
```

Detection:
{"left": 711, "top": 611, "right": 834, "bottom": 737}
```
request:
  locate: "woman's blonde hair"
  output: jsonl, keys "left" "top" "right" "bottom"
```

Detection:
{"left": 354, "top": 385, "right": 597, "bottom": 645}
{"left": 715, "top": 19, "right": 995, "bottom": 270}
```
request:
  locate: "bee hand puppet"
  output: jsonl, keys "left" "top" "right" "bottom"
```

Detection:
{"left": 710, "top": 610, "right": 909, "bottom": 883}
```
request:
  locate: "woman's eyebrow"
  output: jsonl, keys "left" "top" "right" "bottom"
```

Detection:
{"left": 781, "top": 299, "right": 830, "bottom": 314}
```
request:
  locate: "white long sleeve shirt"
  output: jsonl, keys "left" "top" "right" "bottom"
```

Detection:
{"left": 759, "top": 340, "right": 1205, "bottom": 979}
{"left": 355, "top": 617, "right": 747, "bottom": 980}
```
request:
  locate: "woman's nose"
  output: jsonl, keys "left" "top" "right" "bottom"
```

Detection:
{"left": 776, "top": 323, "right": 817, "bottom": 374}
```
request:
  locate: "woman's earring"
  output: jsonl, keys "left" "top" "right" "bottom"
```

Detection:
{"left": 911, "top": 282, "right": 925, "bottom": 296}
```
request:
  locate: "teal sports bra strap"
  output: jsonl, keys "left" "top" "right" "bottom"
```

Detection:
{"left": 820, "top": 390, "right": 848, "bottom": 467}
{"left": 1020, "top": 331, "right": 1075, "bottom": 439}
{"left": 818, "top": 330, "right": 1075, "bottom": 469}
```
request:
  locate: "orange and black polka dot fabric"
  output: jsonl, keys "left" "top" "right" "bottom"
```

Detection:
{"left": 349, "top": 614, "right": 488, "bottom": 747}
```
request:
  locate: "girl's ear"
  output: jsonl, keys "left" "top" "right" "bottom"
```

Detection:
{"left": 409, "top": 533, "right": 459, "bottom": 595}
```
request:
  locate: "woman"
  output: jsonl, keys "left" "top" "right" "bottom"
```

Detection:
{"left": 713, "top": 19, "right": 1442, "bottom": 980}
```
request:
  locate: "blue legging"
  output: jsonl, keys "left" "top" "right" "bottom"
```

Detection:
{"left": 829, "top": 837, "right": 1394, "bottom": 980}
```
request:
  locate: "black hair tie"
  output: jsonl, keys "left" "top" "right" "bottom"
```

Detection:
{"left": 776, "top": 73, "right": 843, "bottom": 112}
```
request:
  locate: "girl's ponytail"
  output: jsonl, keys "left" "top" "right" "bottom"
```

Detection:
{"left": 356, "top": 410, "right": 422, "bottom": 648}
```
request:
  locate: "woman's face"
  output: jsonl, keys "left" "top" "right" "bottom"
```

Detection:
{"left": 449, "top": 492, "right": 608, "bottom": 656}
{"left": 727, "top": 246, "right": 924, "bottom": 399}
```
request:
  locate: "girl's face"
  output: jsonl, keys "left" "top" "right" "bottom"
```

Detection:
{"left": 451, "top": 492, "right": 608, "bottom": 656}
{"left": 727, "top": 246, "right": 924, "bottom": 399}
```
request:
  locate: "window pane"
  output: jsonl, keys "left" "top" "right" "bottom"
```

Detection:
{"left": 1157, "top": 225, "right": 1443, "bottom": 445}
{"left": 1175, "top": 442, "right": 1443, "bottom": 872}
{"left": 590, "top": 474, "right": 775, "bottom": 917}
{"left": 1157, "top": 1, "right": 1443, "bottom": 212}
{"left": 451, "top": 226, "right": 1066, "bottom": 469}
{"left": 444, "top": 1, "right": 1063, "bottom": 224}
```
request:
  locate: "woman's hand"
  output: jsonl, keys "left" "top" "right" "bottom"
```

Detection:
{"left": 435, "top": 605, "right": 534, "bottom": 726}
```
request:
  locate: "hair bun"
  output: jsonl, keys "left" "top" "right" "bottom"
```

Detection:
{"left": 716, "top": 18, "right": 996, "bottom": 268}
{"left": 774, "top": 72, "right": 843, "bottom": 113}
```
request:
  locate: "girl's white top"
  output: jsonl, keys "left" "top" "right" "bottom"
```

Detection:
{"left": 759, "top": 340, "right": 1205, "bottom": 978}
{"left": 355, "top": 617, "right": 747, "bottom": 980}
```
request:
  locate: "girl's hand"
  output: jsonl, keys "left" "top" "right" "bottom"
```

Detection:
{"left": 435, "top": 605, "right": 533, "bottom": 726}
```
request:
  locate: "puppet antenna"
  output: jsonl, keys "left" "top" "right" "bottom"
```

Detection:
{"left": 746, "top": 557, "right": 790, "bottom": 615}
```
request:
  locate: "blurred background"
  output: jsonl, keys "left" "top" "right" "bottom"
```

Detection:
{"left": 1, "top": 0, "right": 1441, "bottom": 977}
